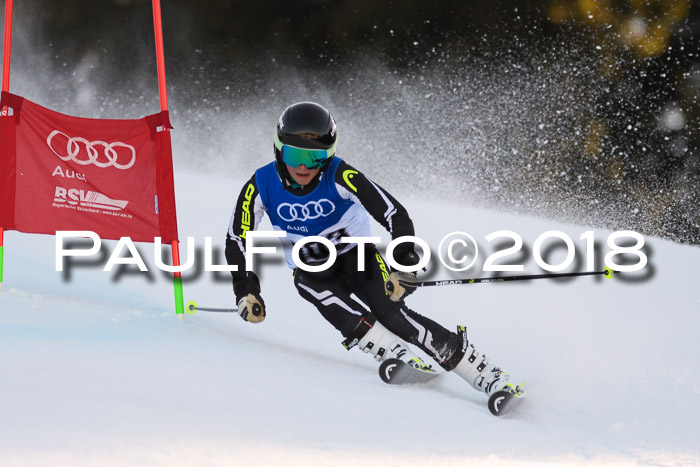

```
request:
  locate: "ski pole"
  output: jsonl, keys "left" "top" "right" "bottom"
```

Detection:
{"left": 186, "top": 301, "right": 236, "bottom": 315}
{"left": 401, "top": 267, "right": 617, "bottom": 288}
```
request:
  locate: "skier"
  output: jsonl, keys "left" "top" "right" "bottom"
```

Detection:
{"left": 225, "top": 102, "right": 524, "bottom": 405}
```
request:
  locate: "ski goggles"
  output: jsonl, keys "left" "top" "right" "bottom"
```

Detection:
{"left": 275, "top": 134, "right": 336, "bottom": 169}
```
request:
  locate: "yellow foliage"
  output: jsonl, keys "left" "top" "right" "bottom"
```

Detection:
{"left": 576, "top": 0, "right": 613, "bottom": 24}
{"left": 549, "top": 2, "right": 573, "bottom": 24}
{"left": 550, "top": 0, "right": 689, "bottom": 58}
{"left": 666, "top": 0, "right": 690, "bottom": 23}
{"left": 636, "top": 23, "right": 670, "bottom": 57}
{"left": 628, "top": 0, "right": 647, "bottom": 12}
{"left": 585, "top": 120, "right": 607, "bottom": 157}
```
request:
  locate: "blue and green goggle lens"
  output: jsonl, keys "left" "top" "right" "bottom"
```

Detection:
{"left": 281, "top": 145, "right": 332, "bottom": 169}
{"left": 275, "top": 133, "right": 336, "bottom": 169}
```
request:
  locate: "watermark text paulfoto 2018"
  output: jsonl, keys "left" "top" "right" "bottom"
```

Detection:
{"left": 54, "top": 230, "right": 648, "bottom": 273}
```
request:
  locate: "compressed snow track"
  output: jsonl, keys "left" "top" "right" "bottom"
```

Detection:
{"left": 1, "top": 172, "right": 699, "bottom": 466}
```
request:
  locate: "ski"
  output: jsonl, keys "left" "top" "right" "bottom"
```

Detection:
{"left": 487, "top": 385, "right": 526, "bottom": 417}
{"left": 378, "top": 358, "right": 441, "bottom": 385}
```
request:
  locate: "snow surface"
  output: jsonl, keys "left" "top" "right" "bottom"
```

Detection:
{"left": 1, "top": 171, "right": 699, "bottom": 466}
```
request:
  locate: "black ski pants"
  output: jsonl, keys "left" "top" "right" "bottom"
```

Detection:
{"left": 293, "top": 244, "right": 457, "bottom": 362}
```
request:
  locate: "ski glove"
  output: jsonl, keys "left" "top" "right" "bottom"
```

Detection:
{"left": 237, "top": 292, "right": 266, "bottom": 323}
{"left": 384, "top": 250, "right": 420, "bottom": 302}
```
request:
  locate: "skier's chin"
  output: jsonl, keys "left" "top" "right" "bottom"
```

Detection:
{"left": 287, "top": 165, "right": 319, "bottom": 186}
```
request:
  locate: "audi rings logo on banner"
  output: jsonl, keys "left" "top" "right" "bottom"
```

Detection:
{"left": 277, "top": 199, "right": 336, "bottom": 222}
{"left": 46, "top": 130, "right": 137, "bottom": 170}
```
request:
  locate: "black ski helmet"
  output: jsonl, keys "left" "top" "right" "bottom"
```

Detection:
{"left": 274, "top": 102, "right": 337, "bottom": 168}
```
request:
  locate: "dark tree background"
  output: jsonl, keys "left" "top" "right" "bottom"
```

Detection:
{"left": 3, "top": 0, "right": 699, "bottom": 243}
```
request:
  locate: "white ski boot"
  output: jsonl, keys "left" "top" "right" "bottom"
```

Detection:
{"left": 449, "top": 326, "right": 523, "bottom": 397}
{"left": 342, "top": 315, "right": 432, "bottom": 371}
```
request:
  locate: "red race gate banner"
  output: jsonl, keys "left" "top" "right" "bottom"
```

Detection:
{"left": 0, "top": 91, "right": 178, "bottom": 243}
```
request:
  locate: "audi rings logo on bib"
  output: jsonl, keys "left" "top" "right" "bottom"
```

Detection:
{"left": 46, "top": 130, "right": 137, "bottom": 170}
{"left": 277, "top": 199, "right": 336, "bottom": 222}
